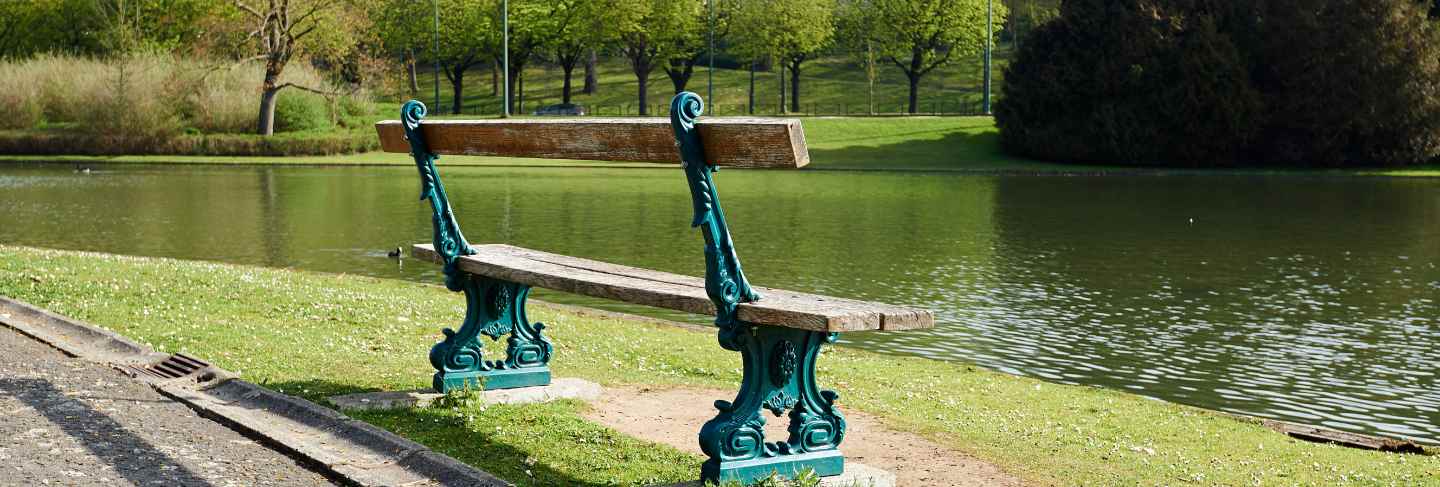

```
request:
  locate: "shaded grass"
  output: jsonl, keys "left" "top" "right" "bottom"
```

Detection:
{"left": 1, "top": 246, "right": 1435, "bottom": 486}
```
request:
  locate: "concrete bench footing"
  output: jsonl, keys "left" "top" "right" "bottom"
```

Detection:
{"left": 661, "top": 461, "right": 895, "bottom": 487}
{"left": 329, "top": 377, "right": 601, "bottom": 411}
{"left": 435, "top": 366, "right": 551, "bottom": 392}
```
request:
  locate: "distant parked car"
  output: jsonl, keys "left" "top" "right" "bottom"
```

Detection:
{"left": 532, "top": 103, "right": 585, "bottom": 116}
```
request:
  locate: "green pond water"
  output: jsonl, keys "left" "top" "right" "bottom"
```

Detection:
{"left": 1, "top": 162, "right": 1436, "bottom": 442}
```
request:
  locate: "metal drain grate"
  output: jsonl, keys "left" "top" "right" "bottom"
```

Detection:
{"left": 129, "top": 353, "right": 210, "bottom": 380}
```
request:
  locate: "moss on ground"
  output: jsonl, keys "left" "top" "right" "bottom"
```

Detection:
{"left": 0, "top": 246, "right": 1435, "bottom": 486}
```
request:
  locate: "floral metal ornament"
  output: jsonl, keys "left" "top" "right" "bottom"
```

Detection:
{"left": 402, "top": 100, "right": 553, "bottom": 392}
{"left": 671, "top": 93, "right": 847, "bottom": 484}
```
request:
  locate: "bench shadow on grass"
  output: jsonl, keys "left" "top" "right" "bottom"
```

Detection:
{"left": 271, "top": 378, "right": 694, "bottom": 487}
{"left": 0, "top": 377, "right": 217, "bottom": 487}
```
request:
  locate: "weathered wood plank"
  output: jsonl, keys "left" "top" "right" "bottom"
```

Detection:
{"left": 1262, "top": 420, "right": 1427, "bottom": 454}
{"left": 375, "top": 118, "right": 809, "bottom": 169}
{"left": 413, "top": 244, "right": 933, "bottom": 332}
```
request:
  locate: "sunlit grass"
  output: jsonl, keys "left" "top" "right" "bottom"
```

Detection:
{"left": 1, "top": 246, "right": 1435, "bottom": 486}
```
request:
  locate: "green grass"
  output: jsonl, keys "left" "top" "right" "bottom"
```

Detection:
{"left": 402, "top": 53, "right": 1007, "bottom": 117}
{"left": 0, "top": 116, "right": 1079, "bottom": 172}
{"left": 1, "top": 245, "right": 1435, "bottom": 486}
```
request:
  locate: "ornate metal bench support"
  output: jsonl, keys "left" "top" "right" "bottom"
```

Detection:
{"left": 699, "top": 325, "right": 845, "bottom": 483}
{"left": 672, "top": 92, "right": 847, "bottom": 483}
{"left": 403, "top": 100, "right": 554, "bottom": 392}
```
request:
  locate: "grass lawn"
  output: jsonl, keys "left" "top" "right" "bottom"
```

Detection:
{"left": 1, "top": 245, "right": 1434, "bottom": 486}
{"left": 0, "top": 116, "right": 1080, "bottom": 172}
{"left": 5, "top": 115, "right": 1437, "bottom": 176}
{"left": 401, "top": 53, "right": 1006, "bottom": 118}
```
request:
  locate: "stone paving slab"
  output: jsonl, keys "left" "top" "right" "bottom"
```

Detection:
{"left": 0, "top": 324, "right": 336, "bottom": 487}
{"left": 329, "top": 378, "right": 602, "bottom": 411}
{"left": 1, "top": 296, "right": 512, "bottom": 487}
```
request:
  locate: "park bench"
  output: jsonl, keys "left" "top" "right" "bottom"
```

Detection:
{"left": 375, "top": 92, "right": 934, "bottom": 484}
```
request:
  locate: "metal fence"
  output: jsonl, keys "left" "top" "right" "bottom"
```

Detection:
{"left": 434, "top": 99, "right": 993, "bottom": 118}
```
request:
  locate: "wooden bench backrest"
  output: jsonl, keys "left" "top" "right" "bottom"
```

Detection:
{"left": 374, "top": 118, "right": 810, "bottom": 169}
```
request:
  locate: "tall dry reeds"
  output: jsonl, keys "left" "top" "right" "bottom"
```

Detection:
{"left": 0, "top": 53, "right": 369, "bottom": 137}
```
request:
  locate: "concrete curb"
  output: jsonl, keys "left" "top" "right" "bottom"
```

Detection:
{"left": 0, "top": 295, "right": 511, "bottom": 487}
{"left": 0, "top": 296, "right": 167, "bottom": 365}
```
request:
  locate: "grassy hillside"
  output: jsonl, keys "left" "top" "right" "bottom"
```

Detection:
{"left": 399, "top": 50, "right": 1011, "bottom": 117}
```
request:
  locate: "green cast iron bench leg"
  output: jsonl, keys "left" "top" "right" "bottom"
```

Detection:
{"left": 672, "top": 93, "right": 846, "bottom": 483}
{"left": 400, "top": 102, "right": 553, "bottom": 392}
{"left": 700, "top": 325, "right": 846, "bottom": 481}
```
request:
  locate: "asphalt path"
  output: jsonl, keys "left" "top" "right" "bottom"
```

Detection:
{"left": 0, "top": 325, "right": 336, "bottom": 486}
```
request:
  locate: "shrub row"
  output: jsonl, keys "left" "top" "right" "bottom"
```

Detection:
{"left": 0, "top": 130, "right": 378, "bottom": 157}
{"left": 996, "top": 0, "right": 1440, "bottom": 167}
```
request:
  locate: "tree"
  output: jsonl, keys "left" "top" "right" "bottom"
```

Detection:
{"left": 841, "top": 0, "right": 1006, "bottom": 114}
{"left": 731, "top": 0, "right": 834, "bottom": 113}
{"left": 372, "top": 0, "right": 431, "bottom": 95}
{"left": 615, "top": 0, "right": 702, "bottom": 115}
{"left": 660, "top": 1, "right": 727, "bottom": 97}
{"left": 544, "top": 0, "right": 622, "bottom": 104}
{"left": 1252, "top": 0, "right": 1440, "bottom": 166}
{"left": 1, "top": 0, "right": 217, "bottom": 59}
{"left": 233, "top": 0, "right": 355, "bottom": 135}
{"left": 96, "top": 0, "right": 221, "bottom": 54}
{"left": 0, "top": 1, "right": 73, "bottom": 58}
{"left": 493, "top": 0, "right": 582, "bottom": 114}
{"left": 436, "top": 0, "right": 498, "bottom": 114}
{"left": 995, "top": 0, "right": 1440, "bottom": 168}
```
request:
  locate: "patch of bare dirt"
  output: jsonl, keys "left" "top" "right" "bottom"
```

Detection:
{"left": 583, "top": 385, "right": 1024, "bottom": 486}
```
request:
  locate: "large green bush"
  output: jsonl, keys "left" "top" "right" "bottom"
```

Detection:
{"left": 274, "top": 92, "right": 333, "bottom": 133}
{"left": 996, "top": 0, "right": 1440, "bottom": 167}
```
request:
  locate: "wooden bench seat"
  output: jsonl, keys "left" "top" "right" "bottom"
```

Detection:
{"left": 375, "top": 118, "right": 810, "bottom": 168}
{"left": 413, "top": 244, "right": 932, "bottom": 332}
{"left": 379, "top": 92, "right": 933, "bottom": 484}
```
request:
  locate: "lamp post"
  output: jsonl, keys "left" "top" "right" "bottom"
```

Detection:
{"left": 707, "top": 0, "right": 714, "bottom": 104}
{"left": 982, "top": 0, "right": 992, "bottom": 115}
{"left": 502, "top": 0, "right": 510, "bottom": 118}
{"left": 419, "top": 0, "right": 441, "bottom": 112}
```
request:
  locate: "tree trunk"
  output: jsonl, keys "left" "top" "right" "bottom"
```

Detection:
{"left": 866, "top": 43, "right": 876, "bottom": 115}
{"left": 450, "top": 68, "right": 464, "bottom": 114}
{"left": 669, "top": 71, "right": 685, "bottom": 93}
{"left": 256, "top": 62, "right": 284, "bottom": 135}
{"left": 778, "top": 63, "right": 785, "bottom": 114}
{"left": 789, "top": 58, "right": 801, "bottom": 113}
{"left": 748, "top": 61, "right": 755, "bottom": 115}
{"left": 907, "top": 48, "right": 924, "bottom": 114}
{"left": 637, "top": 73, "right": 649, "bottom": 115}
{"left": 517, "top": 70, "right": 525, "bottom": 113}
{"left": 257, "top": 87, "right": 280, "bottom": 135}
{"left": 491, "top": 62, "right": 499, "bottom": 96}
{"left": 907, "top": 73, "right": 920, "bottom": 114}
{"left": 561, "top": 63, "right": 574, "bottom": 104}
{"left": 406, "top": 49, "right": 419, "bottom": 94}
{"left": 506, "top": 65, "right": 520, "bottom": 115}
{"left": 583, "top": 49, "right": 597, "bottom": 94}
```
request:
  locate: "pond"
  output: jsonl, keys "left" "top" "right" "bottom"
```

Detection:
{"left": 1, "top": 162, "right": 1436, "bottom": 443}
